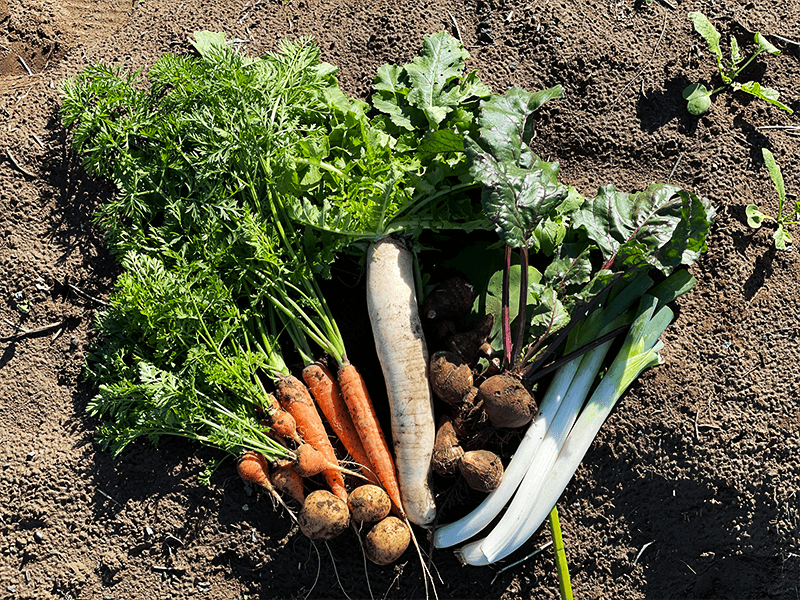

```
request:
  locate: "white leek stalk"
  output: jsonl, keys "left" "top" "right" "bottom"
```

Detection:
{"left": 457, "top": 295, "right": 673, "bottom": 566}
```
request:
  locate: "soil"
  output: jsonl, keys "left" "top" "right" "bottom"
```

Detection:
{"left": 1, "top": 0, "right": 799, "bottom": 598}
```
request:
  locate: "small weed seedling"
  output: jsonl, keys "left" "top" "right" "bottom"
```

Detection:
{"left": 746, "top": 148, "right": 799, "bottom": 250}
{"left": 683, "top": 12, "right": 793, "bottom": 116}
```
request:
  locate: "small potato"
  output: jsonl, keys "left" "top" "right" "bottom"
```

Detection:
{"left": 298, "top": 490, "right": 350, "bottom": 541}
{"left": 347, "top": 484, "right": 391, "bottom": 523}
{"left": 365, "top": 516, "right": 411, "bottom": 566}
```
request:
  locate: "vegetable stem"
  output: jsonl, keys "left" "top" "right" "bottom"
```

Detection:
{"left": 548, "top": 506, "right": 573, "bottom": 600}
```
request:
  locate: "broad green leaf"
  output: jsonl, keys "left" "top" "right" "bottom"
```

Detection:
{"left": 734, "top": 81, "right": 794, "bottom": 113}
{"left": 476, "top": 86, "right": 563, "bottom": 165}
{"left": 542, "top": 243, "right": 593, "bottom": 292}
{"left": 484, "top": 264, "right": 542, "bottom": 344}
{"left": 572, "top": 183, "right": 714, "bottom": 273}
{"left": 745, "top": 204, "right": 768, "bottom": 228}
{"left": 755, "top": 32, "right": 780, "bottom": 55}
{"left": 405, "top": 31, "right": 471, "bottom": 129}
{"left": 762, "top": 149, "right": 786, "bottom": 206}
{"left": 468, "top": 136, "right": 569, "bottom": 248}
{"left": 774, "top": 224, "right": 792, "bottom": 250}
{"left": 683, "top": 83, "right": 712, "bottom": 115}
{"left": 528, "top": 283, "right": 569, "bottom": 340}
{"left": 689, "top": 13, "right": 723, "bottom": 66}
{"left": 418, "top": 129, "right": 464, "bottom": 157}
{"left": 372, "top": 64, "right": 416, "bottom": 131}
{"left": 190, "top": 31, "right": 228, "bottom": 60}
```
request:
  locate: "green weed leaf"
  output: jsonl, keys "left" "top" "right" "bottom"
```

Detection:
{"left": 762, "top": 148, "right": 787, "bottom": 206}
{"left": 746, "top": 204, "right": 768, "bottom": 228}
{"left": 683, "top": 83, "right": 712, "bottom": 115}
{"left": 755, "top": 32, "right": 780, "bottom": 55}
{"left": 689, "top": 12, "right": 723, "bottom": 66}
{"left": 730, "top": 36, "right": 742, "bottom": 66}
{"left": 190, "top": 31, "right": 228, "bottom": 59}
{"left": 735, "top": 82, "right": 794, "bottom": 113}
{"left": 774, "top": 224, "right": 792, "bottom": 250}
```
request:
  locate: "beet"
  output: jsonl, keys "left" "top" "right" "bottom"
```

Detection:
{"left": 429, "top": 350, "right": 474, "bottom": 404}
{"left": 432, "top": 416, "right": 464, "bottom": 476}
{"left": 478, "top": 374, "right": 535, "bottom": 428}
{"left": 459, "top": 450, "right": 504, "bottom": 493}
{"left": 421, "top": 277, "right": 475, "bottom": 320}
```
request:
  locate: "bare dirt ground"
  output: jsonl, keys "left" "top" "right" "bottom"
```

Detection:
{"left": 1, "top": 0, "right": 799, "bottom": 598}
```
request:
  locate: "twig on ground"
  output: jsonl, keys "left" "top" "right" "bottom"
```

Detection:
{"left": 5, "top": 149, "right": 37, "bottom": 178}
{"left": 655, "top": 0, "right": 677, "bottom": 9}
{"left": 65, "top": 282, "right": 109, "bottom": 306}
{"left": 31, "top": 134, "right": 45, "bottom": 150}
{"left": 489, "top": 540, "right": 553, "bottom": 585}
{"left": 447, "top": 11, "right": 464, "bottom": 45}
{"left": 757, "top": 125, "right": 800, "bottom": 131}
{"left": 1, "top": 319, "right": 64, "bottom": 341}
{"left": 667, "top": 153, "right": 683, "bottom": 183}
{"left": 634, "top": 540, "right": 655, "bottom": 564}
{"left": 611, "top": 11, "right": 668, "bottom": 106}
{"left": 17, "top": 55, "right": 33, "bottom": 76}
{"left": 771, "top": 34, "right": 800, "bottom": 46}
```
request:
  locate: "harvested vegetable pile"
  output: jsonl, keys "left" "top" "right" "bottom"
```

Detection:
{"left": 60, "top": 29, "right": 714, "bottom": 594}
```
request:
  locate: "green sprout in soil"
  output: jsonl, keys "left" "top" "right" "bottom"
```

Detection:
{"left": 682, "top": 12, "right": 793, "bottom": 116}
{"left": 746, "top": 148, "right": 798, "bottom": 250}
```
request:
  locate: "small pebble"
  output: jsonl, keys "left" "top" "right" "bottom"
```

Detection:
{"left": 70, "top": 337, "right": 79, "bottom": 348}
{"left": 26, "top": 451, "right": 35, "bottom": 460}
{"left": 7, "top": 586, "right": 15, "bottom": 593}
{"left": 144, "top": 526, "right": 154, "bottom": 539}
{"left": 33, "top": 531, "right": 43, "bottom": 543}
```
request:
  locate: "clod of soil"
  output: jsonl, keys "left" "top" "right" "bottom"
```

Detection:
{"left": 429, "top": 350, "right": 474, "bottom": 404}
{"left": 478, "top": 373, "right": 536, "bottom": 428}
{"left": 459, "top": 449, "right": 504, "bottom": 493}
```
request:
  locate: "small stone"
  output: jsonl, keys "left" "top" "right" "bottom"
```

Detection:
{"left": 70, "top": 337, "right": 79, "bottom": 348}
{"left": 26, "top": 451, "right": 35, "bottom": 460}
{"left": 508, "top": 62, "right": 517, "bottom": 72}
{"left": 7, "top": 586, "right": 15, "bottom": 593}
{"left": 144, "top": 526, "right": 154, "bottom": 539}
{"left": 33, "top": 531, "right": 43, "bottom": 543}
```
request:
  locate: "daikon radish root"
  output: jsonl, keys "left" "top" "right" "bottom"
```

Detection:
{"left": 365, "top": 236, "right": 436, "bottom": 527}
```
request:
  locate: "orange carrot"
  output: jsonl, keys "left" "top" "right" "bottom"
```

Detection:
{"left": 270, "top": 460, "right": 305, "bottom": 504}
{"left": 337, "top": 363, "right": 405, "bottom": 519}
{"left": 268, "top": 405, "right": 303, "bottom": 445}
{"left": 303, "top": 363, "right": 380, "bottom": 486}
{"left": 275, "top": 375, "right": 348, "bottom": 501}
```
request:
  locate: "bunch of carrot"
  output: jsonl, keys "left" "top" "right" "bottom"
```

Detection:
{"left": 236, "top": 360, "right": 406, "bottom": 524}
